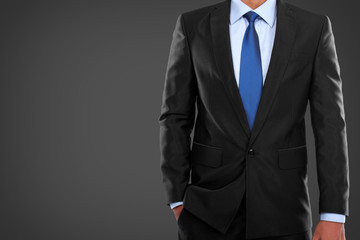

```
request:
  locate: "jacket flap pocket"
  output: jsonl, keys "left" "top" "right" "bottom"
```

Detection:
{"left": 278, "top": 145, "right": 307, "bottom": 169}
{"left": 190, "top": 142, "right": 223, "bottom": 168}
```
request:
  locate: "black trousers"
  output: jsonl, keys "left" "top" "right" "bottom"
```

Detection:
{"left": 177, "top": 195, "right": 312, "bottom": 240}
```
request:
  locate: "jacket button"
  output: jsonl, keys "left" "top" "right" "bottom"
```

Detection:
{"left": 248, "top": 148, "right": 255, "bottom": 156}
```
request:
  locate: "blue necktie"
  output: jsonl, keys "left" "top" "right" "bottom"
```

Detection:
{"left": 239, "top": 11, "right": 263, "bottom": 131}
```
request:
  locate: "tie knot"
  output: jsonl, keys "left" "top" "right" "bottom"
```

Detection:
{"left": 244, "top": 11, "right": 259, "bottom": 23}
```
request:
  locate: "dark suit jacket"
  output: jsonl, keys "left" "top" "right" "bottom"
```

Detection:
{"left": 159, "top": 0, "right": 349, "bottom": 238}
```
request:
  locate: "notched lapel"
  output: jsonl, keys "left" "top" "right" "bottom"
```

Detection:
{"left": 210, "top": 0, "right": 251, "bottom": 138}
{"left": 249, "top": 0, "right": 296, "bottom": 147}
{"left": 210, "top": 0, "right": 297, "bottom": 146}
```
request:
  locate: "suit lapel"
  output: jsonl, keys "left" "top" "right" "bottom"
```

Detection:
{"left": 210, "top": 0, "right": 297, "bottom": 146}
{"left": 211, "top": 0, "right": 251, "bottom": 138}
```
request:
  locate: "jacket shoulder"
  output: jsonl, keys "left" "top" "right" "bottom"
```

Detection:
{"left": 176, "top": 0, "right": 227, "bottom": 33}
{"left": 284, "top": 0, "right": 330, "bottom": 37}
{"left": 180, "top": 0, "right": 225, "bottom": 18}
{"left": 285, "top": 1, "right": 326, "bottom": 23}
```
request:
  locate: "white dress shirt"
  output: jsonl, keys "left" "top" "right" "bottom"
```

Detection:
{"left": 170, "top": 0, "right": 345, "bottom": 224}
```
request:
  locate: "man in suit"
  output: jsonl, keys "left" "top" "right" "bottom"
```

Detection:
{"left": 159, "top": 0, "right": 349, "bottom": 239}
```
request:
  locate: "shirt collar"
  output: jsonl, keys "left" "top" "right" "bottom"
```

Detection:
{"left": 230, "top": 0, "right": 277, "bottom": 27}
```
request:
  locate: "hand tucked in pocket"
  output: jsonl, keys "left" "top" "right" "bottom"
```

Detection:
{"left": 173, "top": 205, "right": 184, "bottom": 222}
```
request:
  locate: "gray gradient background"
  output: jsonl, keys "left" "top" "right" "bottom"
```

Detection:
{"left": 0, "top": 0, "right": 358, "bottom": 239}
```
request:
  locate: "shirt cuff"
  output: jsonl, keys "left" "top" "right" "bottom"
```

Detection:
{"left": 169, "top": 201, "right": 183, "bottom": 209}
{"left": 320, "top": 212, "right": 346, "bottom": 223}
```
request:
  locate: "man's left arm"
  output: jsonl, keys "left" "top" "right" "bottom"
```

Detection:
{"left": 309, "top": 15, "right": 349, "bottom": 240}
{"left": 320, "top": 212, "right": 345, "bottom": 223}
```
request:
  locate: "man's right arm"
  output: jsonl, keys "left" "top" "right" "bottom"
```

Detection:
{"left": 159, "top": 13, "right": 197, "bottom": 207}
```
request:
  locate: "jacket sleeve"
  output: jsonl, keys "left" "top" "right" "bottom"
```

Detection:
{"left": 158, "top": 14, "right": 197, "bottom": 206}
{"left": 309, "top": 15, "right": 350, "bottom": 216}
